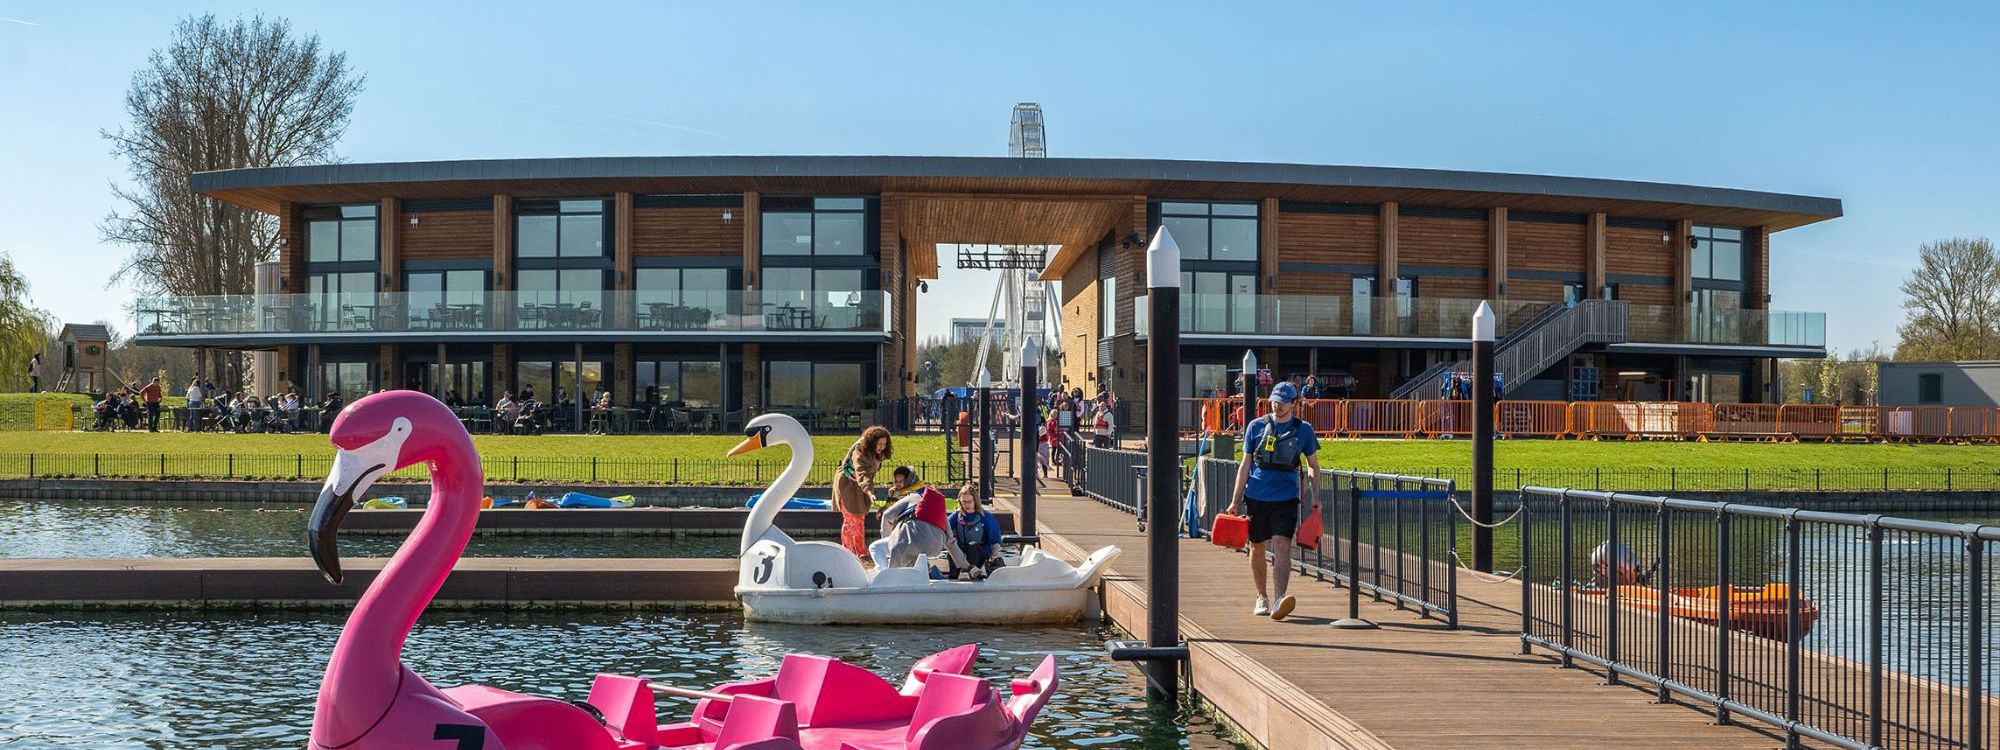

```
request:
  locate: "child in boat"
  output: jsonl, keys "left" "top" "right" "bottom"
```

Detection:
{"left": 870, "top": 485, "right": 970, "bottom": 576}
{"left": 946, "top": 484, "right": 1004, "bottom": 580}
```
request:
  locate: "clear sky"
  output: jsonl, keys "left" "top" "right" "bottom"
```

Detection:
{"left": 3, "top": 1, "right": 1997, "bottom": 355}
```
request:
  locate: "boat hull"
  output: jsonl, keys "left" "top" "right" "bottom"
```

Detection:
{"left": 739, "top": 584, "right": 1096, "bottom": 625}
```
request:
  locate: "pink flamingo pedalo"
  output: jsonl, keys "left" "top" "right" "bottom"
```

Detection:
{"left": 307, "top": 391, "right": 1060, "bottom": 750}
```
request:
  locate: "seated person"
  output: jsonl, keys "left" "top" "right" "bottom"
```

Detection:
{"left": 884, "top": 465, "right": 925, "bottom": 513}
{"left": 946, "top": 484, "right": 1005, "bottom": 580}
{"left": 869, "top": 485, "right": 970, "bottom": 577}
{"left": 92, "top": 393, "right": 119, "bottom": 430}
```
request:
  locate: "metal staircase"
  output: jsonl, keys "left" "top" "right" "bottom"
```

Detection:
{"left": 1388, "top": 300, "right": 1629, "bottom": 399}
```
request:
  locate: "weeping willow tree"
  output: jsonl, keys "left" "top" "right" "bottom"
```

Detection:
{"left": 0, "top": 254, "right": 57, "bottom": 392}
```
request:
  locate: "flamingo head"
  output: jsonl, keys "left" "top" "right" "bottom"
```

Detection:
{"left": 728, "top": 412, "right": 811, "bottom": 457}
{"left": 309, "top": 390, "right": 466, "bottom": 584}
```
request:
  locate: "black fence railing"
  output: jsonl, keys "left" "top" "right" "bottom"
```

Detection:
{"left": 1332, "top": 466, "right": 2000, "bottom": 494}
{"left": 1082, "top": 446, "right": 1147, "bottom": 514}
{"left": 1519, "top": 487, "right": 1998, "bottom": 750}
{"left": 0, "top": 453, "right": 950, "bottom": 487}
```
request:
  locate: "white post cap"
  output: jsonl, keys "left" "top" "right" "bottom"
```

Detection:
{"left": 1242, "top": 349, "right": 1258, "bottom": 372}
{"left": 1021, "top": 336, "right": 1041, "bottom": 364}
{"left": 1146, "top": 226, "right": 1181, "bottom": 289}
{"left": 976, "top": 368, "right": 991, "bottom": 388}
{"left": 1473, "top": 300, "right": 1497, "bottom": 342}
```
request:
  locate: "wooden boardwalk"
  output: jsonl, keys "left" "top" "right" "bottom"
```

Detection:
{"left": 1017, "top": 489, "right": 1820, "bottom": 750}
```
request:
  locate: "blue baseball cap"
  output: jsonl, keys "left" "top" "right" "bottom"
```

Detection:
{"left": 1268, "top": 381, "right": 1299, "bottom": 405}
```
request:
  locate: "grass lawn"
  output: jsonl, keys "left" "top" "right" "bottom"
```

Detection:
{"left": 1310, "top": 438, "right": 2000, "bottom": 473}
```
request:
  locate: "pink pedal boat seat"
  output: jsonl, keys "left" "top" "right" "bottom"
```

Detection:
{"left": 585, "top": 643, "right": 1057, "bottom": 750}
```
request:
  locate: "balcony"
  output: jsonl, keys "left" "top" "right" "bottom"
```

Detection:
{"left": 1131, "top": 293, "right": 1824, "bottom": 350}
{"left": 134, "top": 290, "right": 891, "bottom": 345}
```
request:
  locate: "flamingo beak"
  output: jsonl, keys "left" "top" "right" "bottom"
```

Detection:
{"left": 727, "top": 432, "right": 765, "bottom": 457}
{"left": 309, "top": 422, "right": 409, "bottom": 584}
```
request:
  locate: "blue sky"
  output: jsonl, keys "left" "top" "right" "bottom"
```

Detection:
{"left": 2, "top": 1, "right": 1995, "bottom": 353}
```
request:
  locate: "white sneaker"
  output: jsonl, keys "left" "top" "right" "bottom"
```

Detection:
{"left": 1251, "top": 597, "right": 1270, "bottom": 617}
{"left": 1271, "top": 595, "right": 1297, "bottom": 621}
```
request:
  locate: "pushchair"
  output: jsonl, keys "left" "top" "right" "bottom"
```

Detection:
{"left": 512, "top": 400, "right": 545, "bottom": 434}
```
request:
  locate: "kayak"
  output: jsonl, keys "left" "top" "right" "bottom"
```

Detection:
{"left": 1580, "top": 583, "right": 1819, "bottom": 642}
{"left": 358, "top": 496, "right": 407, "bottom": 510}
{"left": 744, "top": 493, "right": 833, "bottom": 510}
{"left": 524, "top": 497, "right": 559, "bottom": 509}
{"left": 489, "top": 496, "right": 520, "bottom": 508}
{"left": 558, "top": 491, "right": 637, "bottom": 509}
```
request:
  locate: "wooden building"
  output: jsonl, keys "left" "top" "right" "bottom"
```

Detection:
{"left": 145, "top": 156, "right": 1839, "bottom": 430}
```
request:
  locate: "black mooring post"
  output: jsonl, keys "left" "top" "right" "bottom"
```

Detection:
{"left": 1331, "top": 480, "right": 1379, "bottom": 629}
{"left": 1018, "top": 339, "right": 1039, "bottom": 537}
{"left": 977, "top": 379, "right": 993, "bottom": 502}
{"left": 1143, "top": 227, "right": 1186, "bottom": 699}
{"left": 1471, "top": 301, "right": 1497, "bottom": 573}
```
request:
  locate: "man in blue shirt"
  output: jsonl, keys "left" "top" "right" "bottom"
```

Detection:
{"left": 1227, "top": 380, "right": 1322, "bottom": 621}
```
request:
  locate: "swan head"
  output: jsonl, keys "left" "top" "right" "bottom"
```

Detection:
{"left": 309, "top": 390, "right": 468, "bottom": 584}
{"left": 728, "top": 412, "right": 811, "bottom": 457}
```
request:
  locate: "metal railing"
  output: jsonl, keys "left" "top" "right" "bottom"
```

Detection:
{"left": 1519, "top": 487, "right": 1997, "bottom": 750}
{"left": 1388, "top": 300, "right": 1628, "bottom": 399}
{"left": 134, "top": 290, "right": 892, "bottom": 339}
{"left": 1194, "top": 459, "right": 1459, "bottom": 626}
{"left": 1081, "top": 446, "right": 1147, "bottom": 514}
{"left": 0, "top": 452, "right": 948, "bottom": 487}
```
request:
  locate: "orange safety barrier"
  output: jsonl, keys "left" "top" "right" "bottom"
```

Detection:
{"left": 1881, "top": 406, "right": 1952, "bottom": 442}
{"left": 1777, "top": 404, "right": 1839, "bottom": 440}
{"left": 1707, "top": 403, "right": 1783, "bottom": 440}
{"left": 1497, "top": 400, "right": 1569, "bottom": 438}
{"left": 1337, "top": 399, "right": 1421, "bottom": 438}
{"left": 1419, "top": 399, "right": 1473, "bottom": 438}
{"left": 1948, "top": 407, "right": 2000, "bottom": 441}
{"left": 1296, "top": 399, "right": 1341, "bottom": 434}
{"left": 1570, "top": 401, "right": 1712, "bottom": 439}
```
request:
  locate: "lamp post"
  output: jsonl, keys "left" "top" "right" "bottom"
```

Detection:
{"left": 1143, "top": 226, "right": 1185, "bottom": 698}
{"left": 1471, "top": 300, "right": 1496, "bottom": 573}
{"left": 1018, "top": 337, "right": 1040, "bottom": 535}
{"left": 977, "top": 368, "right": 993, "bottom": 502}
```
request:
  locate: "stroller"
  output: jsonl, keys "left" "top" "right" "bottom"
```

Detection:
{"left": 512, "top": 399, "right": 545, "bottom": 434}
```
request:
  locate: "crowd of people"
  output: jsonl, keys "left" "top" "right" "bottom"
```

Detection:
{"left": 829, "top": 427, "right": 1008, "bottom": 581}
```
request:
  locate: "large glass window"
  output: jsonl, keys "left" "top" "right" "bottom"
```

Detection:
{"left": 318, "top": 362, "right": 374, "bottom": 402}
{"left": 760, "top": 198, "right": 870, "bottom": 258}
{"left": 765, "top": 361, "right": 865, "bottom": 418}
{"left": 1352, "top": 276, "right": 1376, "bottom": 335}
{"left": 516, "top": 269, "right": 608, "bottom": 329}
{"left": 307, "top": 271, "right": 378, "bottom": 331}
{"left": 516, "top": 200, "right": 607, "bottom": 258}
{"left": 1919, "top": 374, "right": 1943, "bottom": 404}
{"left": 760, "top": 267, "right": 866, "bottom": 330}
{"left": 1156, "top": 202, "right": 1258, "bottom": 262}
{"left": 1180, "top": 271, "right": 1259, "bottom": 333}
{"left": 423, "top": 362, "right": 488, "bottom": 403}
{"left": 767, "top": 362, "right": 812, "bottom": 408}
{"left": 513, "top": 359, "right": 607, "bottom": 407}
{"left": 405, "top": 269, "right": 486, "bottom": 330}
{"left": 636, "top": 268, "right": 730, "bottom": 330}
{"left": 1393, "top": 276, "right": 1417, "bottom": 334}
{"left": 638, "top": 360, "right": 723, "bottom": 408}
{"left": 1691, "top": 225, "right": 1743, "bottom": 282}
{"left": 306, "top": 205, "right": 378, "bottom": 263}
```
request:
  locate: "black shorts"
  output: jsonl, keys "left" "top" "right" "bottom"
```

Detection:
{"left": 1246, "top": 498, "right": 1301, "bottom": 544}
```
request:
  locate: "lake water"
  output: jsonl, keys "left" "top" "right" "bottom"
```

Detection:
{"left": 0, "top": 610, "right": 1245, "bottom": 749}
{"left": 0, "top": 500, "right": 743, "bottom": 558}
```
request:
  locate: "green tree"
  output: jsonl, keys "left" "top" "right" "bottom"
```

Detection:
{"left": 1896, "top": 237, "right": 2000, "bottom": 360}
{"left": 0, "top": 254, "right": 58, "bottom": 392}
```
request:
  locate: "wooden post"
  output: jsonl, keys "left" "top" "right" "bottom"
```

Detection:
{"left": 1488, "top": 207, "right": 1508, "bottom": 301}
{"left": 1586, "top": 212, "right": 1608, "bottom": 298}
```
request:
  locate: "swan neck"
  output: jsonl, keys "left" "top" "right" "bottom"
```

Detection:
{"left": 743, "top": 438, "right": 811, "bottom": 554}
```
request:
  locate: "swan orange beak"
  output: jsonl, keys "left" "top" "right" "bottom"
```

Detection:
{"left": 728, "top": 432, "right": 765, "bottom": 457}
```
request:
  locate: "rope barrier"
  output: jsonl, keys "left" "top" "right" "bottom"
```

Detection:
{"left": 1451, "top": 549, "right": 1523, "bottom": 583}
{"left": 1447, "top": 495, "right": 1525, "bottom": 529}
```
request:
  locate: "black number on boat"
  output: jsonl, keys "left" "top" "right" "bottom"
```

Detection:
{"left": 811, "top": 571, "right": 832, "bottom": 589}
{"left": 753, "top": 554, "right": 774, "bottom": 584}
{"left": 434, "top": 723, "right": 485, "bottom": 749}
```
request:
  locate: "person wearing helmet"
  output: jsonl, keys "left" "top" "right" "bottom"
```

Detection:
{"left": 1226, "top": 380, "right": 1321, "bottom": 621}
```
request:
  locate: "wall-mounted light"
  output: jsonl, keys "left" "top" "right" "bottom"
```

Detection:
{"left": 409, "top": 216, "right": 420, "bottom": 226}
{"left": 1118, "top": 232, "right": 1144, "bottom": 250}
{"left": 723, "top": 210, "right": 733, "bottom": 223}
{"left": 1661, "top": 233, "right": 1671, "bottom": 244}
{"left": 917, "top": 280, "right": 929, "bottom": 293}
{"left": 1686, "top": 234, "right": 1700, "bottom": 250}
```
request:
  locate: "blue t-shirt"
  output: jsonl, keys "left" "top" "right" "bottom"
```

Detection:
{"left": 1242, "top": 415, "right": 1319, "bottom": 502}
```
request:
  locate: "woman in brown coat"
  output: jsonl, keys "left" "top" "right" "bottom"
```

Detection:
{"left": 833, "top": 425, "right": 893, "bottom": 562}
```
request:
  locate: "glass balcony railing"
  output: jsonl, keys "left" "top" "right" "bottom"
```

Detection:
{"left": 134, "top": 290, "right": 891, "bottom": 338}
{"left": 1131, "top": 293, "right": 1824, "bottom": 348}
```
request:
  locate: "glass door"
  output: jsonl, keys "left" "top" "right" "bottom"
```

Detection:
{"left": 1352, "top": 276, "right": 1376, "bottom": 335}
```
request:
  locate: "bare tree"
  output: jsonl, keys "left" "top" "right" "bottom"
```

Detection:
{"left": 1896, "top": 237, "right": 2000, "bottom": 360}
{"left": 100, "top": 14, "right": 364, "bottom": 299}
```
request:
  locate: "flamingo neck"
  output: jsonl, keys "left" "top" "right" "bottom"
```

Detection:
{"left": 743, "top": 440, "right": 811, "bottom": 554}
{"left": 315, "top": 442, "right": 482, "bottom": 744}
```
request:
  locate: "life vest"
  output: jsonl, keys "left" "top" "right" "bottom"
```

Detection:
{"left": 953, "top": 511, "right": 995, "bottom": 548}
{"left": 1250, "top": 415, "right": 1305, "bottom": 472}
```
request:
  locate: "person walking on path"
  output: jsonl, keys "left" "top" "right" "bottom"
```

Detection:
{"left": 139, "top": 376, "right": 164, "bottom": 432}
{"left": 25, "top": 353, "right": 39, "bottom": 393}
{"left": 833, "top": 425, "right": 893, "bottom": 564}
{"left": 1226, "top": 380, "right": 1322, "bottom": 621}
{"left": 183, "top": 377, "right": 205, "bottom": 432}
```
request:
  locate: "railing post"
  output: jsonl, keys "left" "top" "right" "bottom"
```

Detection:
{"left": 1716, "top": 508, "right": 1733, "bottom": 726}
{"left": 1606, "top": 496, "right": 1620, "bottom": 685}
{"left": 1785, "top": 511, "right": 1803, "bottom": 749}
{"left": 227, "top": 454, "right": 234, "bottom": 479}
{"left": 159, "top": 452, "right": 166, "bottom": 479}
{"left": 93, "top": 452, "right": 99, "bottom": 478}
{"left": 1867, "top": 519, "right": 1883, "bottom": 747}
{"left": 674, "top": 457, "right": 679, "bottom": 484}
{"left": 1419, "top": 480, "right": 1431, "bottom": 619}
{"left": 297, "top": 454, "right": 303, "bottom": 479}
{"left": 1656, "top": 502, "right": 1671, "bottom": 704}
{"left": 1968, "top": 534, "right": 1986, "bottom": 750}
{"left": 1559, "top": 488, "right": 1574, "bottom": 668}
{"left": 1394, "top": 478, "right": 1407, "bottom": 610}
{"left": 513, "top": 455, "right": 519, "bottom": 482}
{"left": 1520, "top": 486, "right": 1531, "bottom": 653}
{"left": 26, "top": 453, "right": 32, "bottom": 478}
{"left": 592, "top": 456, "right": 598, "bottom": 482}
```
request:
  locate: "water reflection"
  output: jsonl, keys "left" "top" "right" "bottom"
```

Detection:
{"left": 0, "top": 611, "right": 1246, "bottom": 750}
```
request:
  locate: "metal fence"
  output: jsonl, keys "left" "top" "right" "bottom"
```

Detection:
{"left": 1518, "top": 487, "right": 1997, "bottom": 750}
{"left": 1196, "top": 459, "right": 1459, "bottom": 627}
{"left": 1336, "top": 466, "right": 2000, "bottom": 494}
{"left": 0, "top": 453, "right": 950, "bottom": 487}
{"left": 1081, "top": 446, "right": 1147, "bottom": 514}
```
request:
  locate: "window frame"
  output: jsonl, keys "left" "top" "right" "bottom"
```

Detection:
{"left": 1918, "top": 373, "right": 1943, "bottom": 405}
{"left": 514, "top": 198, "right": 611, "bottom": 261}
{"left": 759, "top": 197, "right": 876, "bottom": 263}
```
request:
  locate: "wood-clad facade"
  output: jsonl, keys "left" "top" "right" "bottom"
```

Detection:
{"left": 175, "top": 156, "right": 1838, "bottom": 428}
